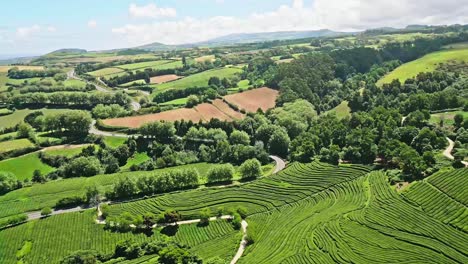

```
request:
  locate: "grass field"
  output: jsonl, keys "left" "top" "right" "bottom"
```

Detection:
{"left": 152, "top": 67, "right": 242, "bottom": 92}
{"left": 159, "top": 97, "right": 188, "bottom": 106}
{"left": 119, "top": 79, "right": 146, "bottom": 87}
{"left": 88, "top": 67, "right": 124, "bottom": 77}
{"left": 117, "top": 60, "right": 174, "bottom": 70}
{"left": 324, "top": 101, "right": 351, "bottom": 119}
{"left": 121, "top": 152, "right": 151, "bottom": 170}
{"left": 0, "top": 73, "right": 10, "bottom": 91}
{"left": 43, "top": 145, "right": 91, "bottom": 157}
{"left": 0, "top": 65, "right": 44, "bottom": 73}
{"left": 103, "top": 136, "right": 127, "bottom": 148}
{"left": 106, "top": 61, "right": 183, "bottom": 78}
{"left": 0, "top": 138, "right": 35, "bottom": 154}
{"left": 0, "top": 108, "right": 81, "bottom": 129}
{"left": 0, "top": 152, "right": 54, "bottom": 181}
{"left": 429, "top": 110, "right": 468, "bottom": 126}
{"left": 377, "top": 48, "right": 468, "bottom": 85}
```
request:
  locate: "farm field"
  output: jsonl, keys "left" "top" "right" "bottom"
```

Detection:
{"left": 106, "top": 60, "right": 183, "bottom": 78}
{"left": 150, "top": 74, "right": 181, "bottom": 84}
{"left": 88, "top": 67, "right": 124, "bottom": 77}
{"left": 119, "top": 79, "right": 146, "bottom": 87}
{"left": 0, "top": 108, "right": 82, "bottom": 129}
{"left": 0, "top": 65, "right": 44, "bottom": 72}
{"left": 117, "top": 60, "right": 174, "bottom": 70}
{"left": 377, "top": 47, "right": 468, "bottom": 85}
{"left": 103, "top": 136, "right": 127, "bottom": 148}
{"left": 0, "top": 138, "right": 35, "bottom": 154}
{"left": 0, "top": 163, "right": 220, "bottom": 220}
{"left": 223, "top": 87, "right": 279, "bottom": 112}
{"left": 0, "top": 152, "right": 54, "bottom": 181}
{"left": 0, "top": 209, "right": 239, "bottom": 264}
{"left": 42, "top": 144, "right": 91, "bottom": 157}
{"left": 103, "top": 88, "right": 274, "bottom": 128}
{"left": 152, "top": 67, "right": 242, "bottom": 92}
{"left": 103, "top": 163, "right": 467, "bottom": 264}
{"left": 159, "top": 97, "right": 188, "bottom": 106}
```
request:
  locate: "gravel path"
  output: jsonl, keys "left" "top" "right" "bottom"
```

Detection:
{"left": 270, "top": 155, "right": 286, "bottom": 174}
{"left": 443, "top": 137, "right": 468, "bottom": 166}
{"left": 231, "top": 220, "right": 248, "bottom": 264}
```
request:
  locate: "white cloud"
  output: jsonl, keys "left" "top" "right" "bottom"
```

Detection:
{"left": 113, "top": 0, "right": 468, "bottom": 45}
{"left": 88, "top": 20, "right": 97, "bottom": 28}
{"left": 47, "top": 26, "right": 57, "bottom": 32}
{"left": 16, "top": 25, "right": 41, "bottom": 38}
{"left": 129, "top": 3, "right": 177, "bottom": 18}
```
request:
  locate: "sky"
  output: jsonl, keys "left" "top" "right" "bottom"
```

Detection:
{"left": 0, "top": 0, "right": 466, "bottom": 57}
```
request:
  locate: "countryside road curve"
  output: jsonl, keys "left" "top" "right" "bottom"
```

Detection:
{"left": 270, "top": 155, "right": 286, "bottom": 174}
{"left": 89, "top": 120, "right": 134, "bottom": 138}
{"left": 27, "top": 206, "right": 85, "bottom": 221}
{"left": 67, "top": 69, "right": 141, "bottom": 111}
{"left": 443, "top": 137, "right": 468, "bottom": 166}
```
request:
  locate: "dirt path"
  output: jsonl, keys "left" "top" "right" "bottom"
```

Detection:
{"left": 270, "top": 155, "right": 286, "bottom": 174}
{"left": 27, "top": 206, "right": 85, "bottom": 221}
{"left": 67, "top": 69, "right": 141, "bottom": 111}
{"left": 231, "top": 220, "right": 248, "bottom": 264}
{"left": 443, "top": 137, "right": 468, "bottom": 166}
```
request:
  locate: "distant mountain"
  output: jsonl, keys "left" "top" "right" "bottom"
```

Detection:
{"left": 47, "top": 48, "right": 87, "bottom": 55}
{"left": 0, "top": 56, "right": 39, "bottom": 65}
{"left": 197, "top": 29, "right": 347, "bottom": 46}
{"left": 135, "top": 29, "right": 348, "bottom": 51}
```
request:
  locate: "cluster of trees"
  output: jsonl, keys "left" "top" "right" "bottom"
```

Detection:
{"left": 7, "top": 67, "right": 61, "bottom": 79}
{"left": 0, "top": 171, "right": 22, "bottom": 195}
{"left": 60, "top": 239, "right": 200, "bottom": 264}
{"left": 39, "top": 111, "right": 92, "bottom": 135}
{"left": 17, "top": 83, "right": 94, "bottom": 94}
{"left": 106, "top": 168, "right": 199, "bottom": 199}
{"left": 9, "top": 91, "right": 131, "bottom": 108}
{"left": 102, "top": 68, "right": 179, "bottom": 87}
{"left": 92, "top": 104, "right": 130, "bottom": 119}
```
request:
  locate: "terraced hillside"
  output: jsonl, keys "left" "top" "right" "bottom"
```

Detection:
{"left": 1, "top": 162, "right": 466, "bottom": 263}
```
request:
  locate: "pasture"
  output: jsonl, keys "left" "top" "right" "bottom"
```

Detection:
{"left": 88, "top": 67, "right": 124, "bottom": 77}
{"left": 0, "top": 138, "right": 35, "bottom": 154}
{"left": 152, "top": 67, "right": 242, "bottom": 92}
{"left": 0, "top": 65, "right": 44, "bottom": 73}
{"left": 0, "top": 108, "right": 81, "bottom": 129}
{"left": 159, "top": 97, "right": 188, "bottom": 106}
{"left": 0, "top": 152, "right": 54, "bottom": 181}
{"left": 377, "top": 48, "right": 468, "bottom": 85}
{"left": 430, "top": 110, "right": 468, "bottom": 126}
{"left": 324, "top": 101, "right": 351, "bottom": 119}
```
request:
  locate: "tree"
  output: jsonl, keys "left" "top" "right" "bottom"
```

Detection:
{"left": 85, "top": 185, "right": 100, "bottom": 206}
{"left": 32, "top": 169, "right": 46, "bottom": 183}
{"left": 199, "top": 208, "right": 211, "bottom": 225}
{"left": 454, "top": 113, "right": 464, "bottom": 128}
{"left": 143, "top": 212, "right": 157, "bottom": 229}
{"left": 185, "top": 95, "right": 199, "bottom": 108}
{"left": 230, "top": 130, "right": 250, "bottom": 145}
{"left": 0, "top": 171, "right": 22, "bottom": 195}
{"left": 41, "top": 207, "right": 52, "bottom": 217}
{"left": 140, "top": 121, "right": 176, "bottom": 142}
{"left": 16, "top": 122, "right": 33, "bottom": 139}
{"left": 159, "top": 210, "right": 182, "bottom": 224}
{"left": 60, "top": 250, "right": 99, "bottom": 264}
{"left": 62, "top": 157, "right": 101, "bottom": 178}
{"left": 207, "top": 164, "right": 235, "bottom": 183}
{"left": 268, "top": 129, "right": 290, "bottom": 158}
{"left": 239, "top": 158, "right": 262, "bottom": 179}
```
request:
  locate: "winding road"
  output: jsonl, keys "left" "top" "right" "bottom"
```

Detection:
{"left": 67, "top": 69, "right": 141, "bottom": 111}
{"left": 443, "top": 137, "right": 468, "bottom": 166}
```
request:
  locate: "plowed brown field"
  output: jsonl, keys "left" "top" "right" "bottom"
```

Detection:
{"left": 223, "top": 87, "right": 278, "bottom": 112}
{"left": 150, "top": 74, "right": 181, "bottom": 84}
{"left": 102, "top": 87, "right": 278, "bottom": 128}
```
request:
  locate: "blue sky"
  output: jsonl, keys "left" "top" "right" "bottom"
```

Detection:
{"left": 0, "top": 0, "right": 466, "bottom": 57}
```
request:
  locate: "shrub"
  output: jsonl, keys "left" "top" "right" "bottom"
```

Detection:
{"left": 206, "top": 164, "right": 235, "bottom": 183}
{"left": 0, "top": 214, "right": 27, "bottom": 228}
{"left": 0, "top": 171, "right": 22, "bottom": 195}
{"left": 41, "top": 207, "right": 52, "bottom": 217}
{"left": 56, "top": 196, "right": 85, "bottom": 209}
{"left": 239, "top": 158, "right": 262, "bottom": 179}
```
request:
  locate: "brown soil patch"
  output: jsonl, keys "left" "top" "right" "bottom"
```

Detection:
{"left": 223, "top": 87, "right": 278, "bottom": 112}
{"left": 195, "top": 103, "right": 232, "bottom": 121}
{"left": 212, "top": 99, "right": 244, "bottom": 120}
{"left": 150, "top": 74, "right": 181, "bottom": 84}
{"left": 103, "top": 108, "right": 204, "bottom": 128}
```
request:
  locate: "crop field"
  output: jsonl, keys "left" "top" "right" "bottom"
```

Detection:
{"left": 0, "top": 152, "right": 54, "bottom": 181}
{"left": 106, "top": 61, "right": 184, "bottom": 78}
{"left": 0, "top": 209, "right": 239, "bottom": 264}
{"left": 117, "top": 60, "right": 174, "bottom": 70}
{"left": 88, "top": 67, "right": 124, "bottom": 77}
{"left": 195, "top": 55, "right": 216, "bottom": 62}
{"left": 0, "top": 65, "right": 44, "bottom": 73}
{"left": 0, "top": 138, "right": 35, "bottom": 154}
{"left": 0, "top": 163, "right": 219, "bottom": 220}
{"left": 152, "top": 67, "right": 242, "bottom": 92}
{"left": 377, "top": 48, "right": 468, "bottom": 85}
{"left": 223, "top": 87, "right": 279, "bottom": 112}
{"left": 119, "top": 79, "right": 146, "bottom": 87}
{"left": 150, "top": 74, "right": 181, "bottom": 84}
{"left": 104, "top": 98, "right": 248, "bottom": 128}
{"left": 0, "top": 108, "right": 81, "bottom": 129}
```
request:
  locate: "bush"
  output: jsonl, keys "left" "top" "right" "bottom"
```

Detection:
{"left": 0, "top": 214, "right": 27, "bottom": 228}
{"left": 0, "top": 171, "right": 22, "bottom": 195}
{"left": 56, "top": 196, "right": 85, "bottom": 209}
{"left": 41, "top": 207, "right": 52, "bottom": 217}
{"left": 206, "top": 164, "right": 235, "bottom": 183}
{"left": 239, "top": 158, "right": 262, "bottom": 179}
{"left": 61, "top": 157, "right": 101, "bottom": 178}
